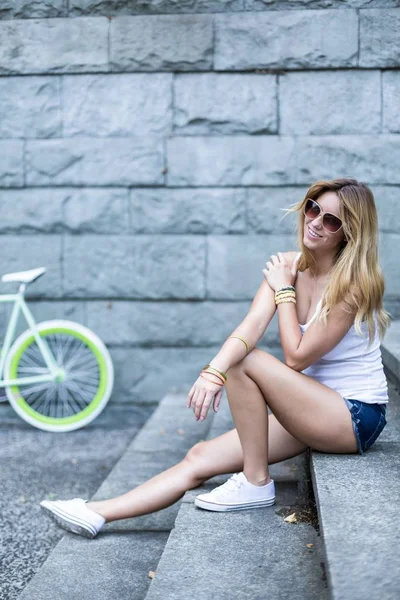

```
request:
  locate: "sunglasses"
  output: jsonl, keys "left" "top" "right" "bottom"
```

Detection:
{"left": 303, "top": 198, "right": 343, "bottom": 233}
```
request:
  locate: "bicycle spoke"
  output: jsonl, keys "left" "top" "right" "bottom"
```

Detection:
{"left": 13, "top": 331, "right": 104, "bottom": 419}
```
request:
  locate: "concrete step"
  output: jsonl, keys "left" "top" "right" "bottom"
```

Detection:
{"left": 144, "top": 395, "right": 328, "bottom": 600}
{"left": 18, "top": 392, "right": 213, "bottom": 600}
{"left": 310, "top": 323, "right": 400, "bottom": 600}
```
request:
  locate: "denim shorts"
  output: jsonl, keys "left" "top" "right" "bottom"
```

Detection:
{"left": 343, "top": 398, "right": 387, "bottom": 455}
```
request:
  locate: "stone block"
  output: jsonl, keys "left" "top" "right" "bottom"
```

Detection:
{"left": 70, "top": 0, "right": 244, "bottom": 16}
{"left": 379, "top": 234, "right": 400, "bottom": 297}
{"left": 360, "top": 9, "right": 400, "bottom": 67}
{"left": 131, "top": 235, "right": 206, "bottom": 299}
{"left": 206, "top": 235, "right": 296, "bottom": 300}
{"left": 379, "top": 383, "right": 400, "bottom": 443}
{"left": 128, "top": 398, "right": 210, "bottom": 454}
{"left": 130, "top": 188, "right": 246, "bottom": 233}
{"left": 247, "top": 187, "right": 306, "bottom": 234}
{"left": 62, "top": 235, "right": 205, "bottom": 299}
{"left": 382, "top": 323, "right": 400, "bottom": 388}
{"left": 382, "top": 71, "right": 400, "bottom": 133}
{"left": 18, "top": 533, "right": 169, "bottom": 600}
{"left": 280, "top": 71, "right": 381, "bottom": 135}
{"left": 62, "top": 235, "right": 135, "bottom": 297}
{"left": 0, "top": 236, "right": 62, "bottom": 298}
{"left": 110, "top": 15, "right": 213, "bottom": 71}
{"left": 0, "top": 141, "right": 23, "bottom": 187}
{"left": 85, "top": 300, "right": 249, "bottom": 346}
{"left": 109, "top": 346, "right": 221, "bottom": 403}
{"left": 26, "top": 138, "right": 164, "bottom": 186}
{"left": 0, "top": 0, "right": 66, "bottom": 19}
{"left": 0, "top": 76, "right": 61, "bottom": 138}
{"left": 215, "top": 10, "right": 358, "bottom": 70}
{"left": 1, "top": 299, "right": 85, "bottom": 341}
{"left": 145, "top": 502, "right": 326, "bottom": 600}
{"left": 26, "top": 300, "right": 86, "bottom": 326}
{"left": 167, "top": 135, "right": 400, "bottom": 186}
{"left": 0, "top": 189, "right": 64, "bottom": 232}
{"left": 371, "top": 186, "right": 400, "bottom": 233}
{"left": 63, "top": 188, "right": 129, "bottom": 233}
{"left": 174, "top": 73, "right": 277, "bottom": 134}
{"left": 63, "top": 73, "right": 173, "bottom": 136}
{"left": 167, "top": 136, "right": 295, "bottom": 186}
{"left": 311, "top": 443, "right": 400, "bottom": 600}
{"left": 0, "top": 18, "right": 108, "bottom": 75}
{"left": 245, "top": 0, "right": 400, "bottom": 8}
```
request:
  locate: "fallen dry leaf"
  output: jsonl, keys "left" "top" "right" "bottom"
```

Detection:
{"left": 148, "top": 570, "right": 156, "bottom": 579}
{"left": 306, "top": 543, "right": 314, "bottom": 548}
{"left": 284, "top": 512, "right": 297, "bottom": 524}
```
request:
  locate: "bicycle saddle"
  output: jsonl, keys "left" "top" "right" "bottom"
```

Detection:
{"left": 1, "top": 267, "right": 47, "bottom": 284}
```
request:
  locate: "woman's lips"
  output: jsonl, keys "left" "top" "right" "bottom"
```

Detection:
{"left": 307, "top": 226, "right": 322, "bottom": 239}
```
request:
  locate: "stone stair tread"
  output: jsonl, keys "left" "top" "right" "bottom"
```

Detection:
{"left": 18, "top": 532, "right": 169, "bottom": 600}
{"left": 144, "top": 500, "right": 327, "bottom": 600}
{"left": 310, "top": 336, "right": 400, "bottom": 600}
{"left": 311, "top": 441, "right": 400, "bottom": 600}
{"left": 18, "top": 393, "right": 213, "bottom": 600}
{"left": 145, "top": 389, "right": 321, "bottom": 600}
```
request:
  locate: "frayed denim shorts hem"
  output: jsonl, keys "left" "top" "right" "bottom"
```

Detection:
{"left": 343, "top": 398, "right": 387, "bottom": 455}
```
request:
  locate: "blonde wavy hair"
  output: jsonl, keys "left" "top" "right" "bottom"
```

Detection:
{"left": 285, "top": 178, "right": 391, "bottom": 343}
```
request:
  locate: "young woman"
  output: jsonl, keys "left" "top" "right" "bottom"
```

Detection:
{"left": 40, "top": 177, "right": 390, "bottom": 538}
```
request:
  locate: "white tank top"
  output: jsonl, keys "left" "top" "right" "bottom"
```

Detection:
{"left": 296, "top": 255, "right": 388, "bottom": 404}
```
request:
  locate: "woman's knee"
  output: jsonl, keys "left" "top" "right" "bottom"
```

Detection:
{"left": 183, "top": 440, "right": 211, "bottom": 483}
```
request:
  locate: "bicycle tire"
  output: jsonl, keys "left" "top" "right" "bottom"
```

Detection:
{"left": 4, "top": 320, "right": 114, "bottom": 432}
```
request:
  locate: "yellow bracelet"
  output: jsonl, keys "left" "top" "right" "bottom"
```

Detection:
{"left": 275, "top": 292, "right": 296, "bottom": 300}
{"left": 203, "top": 366, "right": 227, "bottom": 383}
{"left": 228, "top": 336, "right": 249, "bottom": 354}
{"left": 276, "top": 297, "right": 297, "bottom": 305}
{"left": 202, "top": 364, "right": 228, "bottom": 381}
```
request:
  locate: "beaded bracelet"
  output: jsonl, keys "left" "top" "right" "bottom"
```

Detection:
{"left": 276, "top": 297, "right": 297, "bottom": 305}
{"left": 276, "top": 286, "right": 296, "bottom": 293}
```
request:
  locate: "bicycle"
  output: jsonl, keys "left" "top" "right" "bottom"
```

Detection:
{"left": 0, "top": 267, "right": 114, "bottom": 432}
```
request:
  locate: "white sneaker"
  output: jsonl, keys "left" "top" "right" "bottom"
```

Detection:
{"left": 194, "top": 472, "right": 275, "bottom": 512}
{"left": 40, "top": 498, "right": 106, "bottom": 539}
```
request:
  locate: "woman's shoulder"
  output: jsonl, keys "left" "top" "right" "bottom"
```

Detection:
{"left": 283, "top": 250, "right": 301, "bottom": 269}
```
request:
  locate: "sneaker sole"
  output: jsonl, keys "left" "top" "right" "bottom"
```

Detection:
{"left": 194, "top": 497, "right": 275, "bottom": 512}
{"left": 40, "top": 501, "right": 98, "bottom": 539}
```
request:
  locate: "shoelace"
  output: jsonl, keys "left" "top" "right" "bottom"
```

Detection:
{"left": 214, "top": 473, "right": 244, "bottom": 497}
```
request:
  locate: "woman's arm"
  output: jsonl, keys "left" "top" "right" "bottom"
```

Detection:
{"left": 209, "top": 251, "right": 299, "bottom": 373}
{"left": 263, "top": 253, "right": 355, "bottom": 372}
{"left": 277, "top": 299, "right": 355, "bottom": 371}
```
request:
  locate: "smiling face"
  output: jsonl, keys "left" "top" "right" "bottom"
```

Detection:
{"left": 303, "top": 191, "right": 345, "bottom": 253}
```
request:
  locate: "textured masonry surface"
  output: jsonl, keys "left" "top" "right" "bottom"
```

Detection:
{"left": 0, "top": 2, "right": 399, "bottom": 404}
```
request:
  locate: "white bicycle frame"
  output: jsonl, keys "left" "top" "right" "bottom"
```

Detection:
{"left": 0, "top": 283, "right": 59, "bottom": 401}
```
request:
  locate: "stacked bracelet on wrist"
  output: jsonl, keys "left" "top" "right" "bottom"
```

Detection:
{"left": 201, "top": 364, "right": 227, "bottom": 386}
{"left": 275, "top": 286, "right": 296, "bottom": 305}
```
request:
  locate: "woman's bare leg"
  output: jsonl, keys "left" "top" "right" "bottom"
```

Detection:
{"left": 222, "top": 348, "right": 358, "bottom": 488}
{"left": 87, "top": 414, "right": 306, "bottom": 522}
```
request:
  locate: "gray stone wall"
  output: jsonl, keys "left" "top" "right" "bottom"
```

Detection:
{"left": 0, "top": 2, "right": 399, "bottom": 404}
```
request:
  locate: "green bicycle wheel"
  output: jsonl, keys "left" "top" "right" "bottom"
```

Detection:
{"left": 4, "top": 320, "right": 114, "bottom": 432}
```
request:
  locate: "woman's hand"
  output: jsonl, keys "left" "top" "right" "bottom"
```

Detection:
{"left": 262, "top": 252, "right": 300, "bottom": 292}
{"left": 186, "top": 375, "right": 224, "bottom": 421}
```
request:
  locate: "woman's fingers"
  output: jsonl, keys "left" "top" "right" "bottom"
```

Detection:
{"left": 196, "top": 390, "right": 215, "bottom": 421}
{"left": 213, "top": 389, "right": 223, "bottom": 412}
{"left": 186, "top": 383, "right": 195, "bottom": 407}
